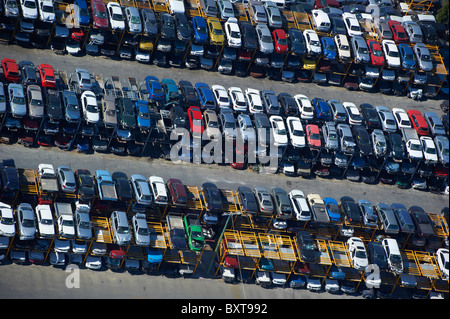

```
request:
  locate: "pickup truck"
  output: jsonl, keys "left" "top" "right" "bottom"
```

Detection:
{"left": 74, "top": 202, "right": 92, "bottom": 239}
{"left": 95, "top": 170, "right": 118, "bottom": 201}
{"left": 37, "top": 163, "right": 59, "bottom": 193}
{"left": 166, "top": 214, "right": 187, "bottom": 250}
{"left": 183, "top": 214, "right": 205, "bottom": 251}
{"left": 306, "top": 194, "right": 330, "bottom": 224}
{"left": 401, "top": 128, "right": 423, "bottom": 161}
{"left": 54, "top": 202, "right": 76, "bottom": 238}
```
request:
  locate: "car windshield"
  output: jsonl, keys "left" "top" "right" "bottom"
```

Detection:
{"left": 293, "top": 130, "right": 304, "bottom": 137}
{"left": 131, "top": 16, "right": 141, "bottom": 24}
{"left": 87, "top": 103, "right": 98, "bottom": 113}
{"left": 426, "top": 146, "right": 436, "bottom": 154}
{"left": 351, "top": 25, "right": 361, "bottom": 31}
{"left": 386, "top": 119, "right": 395, "bottom": 126}
{"left": 310, "top": 40, "right": 320, "bottom": 46}
{"left": 118, "top": 226, "right": 130, "bottom": 234}
{"left": 262, "top": 35, "right": 272, "bottom": 43}
{"left": 24, "top": 0, "right": 36, "bottom": 8}
{"left": 138, "top": 227, "right": 149, "bottom": 236}
{"left": 421, "top": 54, "right": 431, "bottom": 62}
{"left": 326, "top": 45, "right": 336, "bottom": 51}
{"left": 31, "top": 99, "right": 43, "bottom": 106}
{"left": 373, "top": 49, "right": 383, "bottom": 56}
{"left": 278, "top": 38, "right": 287, "bottom": 45}
{"left": 43, "top": 5, "right": 54, "bottom": 12}
{"left": 230, "top": 31, "right": 240, "bottom": 38}
{"left": 358, "top": 47, "right": 368, "bottom": 54}
{"left": 310, "top": 133, "right": 320, "bottom": 140}
{"left": 62, "top": 219, "right": 74, "bottom": 227}
{"left": 355, "top": 250, "right": 367, "bottom": 259}
{"left": 96, "top": 10, "right": 107, "bottom": 19}
{"left": 398, "top": 32, "right": 406, "bottom": 38}
{"left": 389, "top": 51, "right": 399, "bottom": 58}
{"left": 139, "top": 112, "right": 149, "bottom": 120}
{"left": 213, "top": 28, "right": 223, "bottom": 35}
{"left": 390, "top": 254, "right": 402, "bottom": 264}
{"left": 13, "top": 96, "right": 26, "bottom": 105}
{"left": 329, "top": 132, "right": 337, "bottom": 140}
{"left": 410, "top": 143, "right": 421, "bottom": 151}
{"left": 1, "top": 216, "right": 14, "bottom": 225}
{"left": 225, "top": 121, "right": 235, "bottom": 129}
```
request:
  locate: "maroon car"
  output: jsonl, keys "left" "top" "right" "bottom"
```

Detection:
{"left": 91, "top": 0, "right": 109, "bottom": 29}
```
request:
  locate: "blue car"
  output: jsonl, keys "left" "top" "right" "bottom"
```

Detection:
{"left": 323, "top": 197, "right": 342, "bottom": 222}
{"left": 192, "top": 16, "right": 208, "bottom": 44}
{"left": 351, "top": 154, "right": 365, "bottom": 169}
{"left": 311, "top": 98, "right": 331, "bottom": 121}
{"left": 135, "top": 100, "right": 151, "bottom": 130}
{"left": 74, "top": 0, "right": 90, "bottom": 26}
{"left": 145, "top": 76, "right": 164, "bottom": 101}
{"left": 195, "top": 82, "right": 216, "bottom": 109}
{"left": 321, "top": 37, "right": 337, "bottom": 60}
{"left": 161, "top": 78, "right": 181, "bottom": 102}
{"left": 398, "top": 43, "right": 416, "bottom": 70}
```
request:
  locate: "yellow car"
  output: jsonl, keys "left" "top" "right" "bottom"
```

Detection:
{"left": 302, "top": 56, "right": 316, "bottom": 70}
{"left": 206, "top": 17, "right": 224, "bottom": 46}
{"left": 139, "top": 36, "right": 154, "bottom": 51}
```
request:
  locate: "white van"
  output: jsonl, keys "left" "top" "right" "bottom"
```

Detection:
{"left": 311, "top": 10, "right": 331, "bottom": 33}
{"left": 381, "top": 238, "right": 403, "bottom": 274}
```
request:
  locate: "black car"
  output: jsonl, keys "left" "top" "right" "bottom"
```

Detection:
{"left": 409, "top": 206, "right": 434, "bottom": 237}
{"left": 179, "top": 80, "right": 199, "bottom": 108}
{"left": 287, "top": 28, "right": 306, "bottom": 56}
{"left": 153, "top": 50, "right": 167, "bottom": 67}
{"left": 160, "top": 12, "right": 176, "bottom": 40}
{"left": 387, "top": 133, "right": 405, "bottom": 160}
{"left": 239, "top": 21, "right": 258, "bottom": 50}
{"left": 352, "top": 125, "right": 373, "bottom": 156}
{"left": 237, "top": 186, "right": 258, "bottom": 213}
{"left": 360, "top": 103, "right": 382, "bottom": 130}
{"left": 272, "top": 188, "right": 293, "bottom": 219}
{"left": 295, "top": 231, "right": 316, "bottom": 262}
{"left": 278, "top": 93, "right": 298, "bottom": 117}
{"left": 202, "top": 182, "right": 222, "bottom": 212}
{"left": 253, "top": 113, "right": 271, "bottom": 148}
{"left": 117, "top": 97, "right": 137, "bottom": 129}
{"left": 1, "top": 159, "right": 19, "bottom": 193}
{"left": 330, "top": 16, "right": 346, "bottom": 36}
{"left": 340, "top": 196, "right": 362, "bottom": 224}
{"left": 367, "top": 241, "right": 388, "bottom": 271}
{"left": 141, "top": 8, "right": 159, "bottom": 37}
{"left": 112, "top": 172, "right": 133, "bottom": 202}
{"left": 74, "top": 169, "right": 95, "bottom": 202}
{"left": 18, "top": 60, "right": 38, "bottom": 86}
{"left": 173, "top": 13, "right": 191, "bottom": 41}
{"left": 418, "top": 22, "right": 438, "bottom": 46}
{"left": 45, "top": 89, "right": 63, "bottom": 123}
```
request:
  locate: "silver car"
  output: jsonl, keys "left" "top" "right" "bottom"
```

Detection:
{"left": 434, "top": 135, "right": 449, "bottom": 165}
{"left": 402, "top": 21, "right": 423, "bottom": 44}
{"left": 413, "top": 43, "right": 433, "bottom": 72}
{"left": 57, "top": 166, "right": 77, "bottom": 193}
{"left": 8, "top": 83, "right": 26, "bottom": 117}
{"left": 253, "top": 187, "right": 274, "bottom": 213}
{"left": 132, "top": 213, "right": 150, "bottom": 246}
{"left": 255, "top": 23, "right": 273, "bottom": 54}
{"left": 217, "top": 0, "right": 235, "bottom": 20}
{"left": 351, "top": 35, "right": 370, "bottom": 64}
{"left": 111, "top": 211, "right": 131, "bottom": 246}
{"left": 322, "top": 122, "right": 339, "bottom": 150}
{"left": 62, "top": 90, "right": 81, "bottom": 122}
{"left": 17, "top": 203, "right": 36, "bottom": 240}
{"left": 337, "top": 123, "right": 356, "bottom": 154}
{"left": 124, "top": 6, "right": 142, "bottom": 34}
{"left": 371, "top": 129, "right": 387, "bottom": 157}
{"left": 26, "top": 84, "right": 44, "bottom": 118}
{"left": 375, "top": 106, "right": 397, "bottom": 133}
{"left": 264, "top": 1, "right": 282, "bottom": 28}
{"left": 249, "top": 1, "right": 267, "bottom": 24}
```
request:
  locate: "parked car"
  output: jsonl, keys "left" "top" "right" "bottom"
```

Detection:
{"left": 272, "top": 188, "right": 293, "bottom": 220}
{"left": 367, "top": 40, "right": 385, "bottom": 66}
{"left": 340, "top": 196, "right": 361, "bottom": 224}
{"left": 255, "top": 23, "right": 273, "bottom": 54}
{"left": 407, "top": 110, "right": 430, "bottom": 136}
{"left": 80, "top": 90, "right": 100, "bottom": 124}
{"left": 413, "top": 43, "right": 433, "bottom": 72}
{"left": 303, "top": 29, "right": 321, "bottom": 56}
{"left": 382, "top": 40, "right": 401, "bottom": 68}
{"left": 351, "top": 36, "right": 370, "bottom": 64}
{"left": 347, "top": 237, "right": 368, "bottom": 270}
{"left": 57, "top": 166, "right": 76, "bottom": 193}
{"left": 376, "top": 105, "right": 397, "bottom": 133}
{"left": 91, "top": 0, "right": 109, "bottom": 29}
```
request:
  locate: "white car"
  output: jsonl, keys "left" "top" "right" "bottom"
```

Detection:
{"left": 81, "top": 91, "right": 100, "bottom": 124}
{"left": 237, "top": 113, "right": 256, "bottom": 142}
{"left": 71, "top": 239, "right": 88, "bottom": 254}
{"left": 211, "top": 84, "right": 230, "bottom": 109}
{"left": 347, "top": 237, "right": 369, "bottom": 271}
{"left": 375, "top": 105, "right": 397, "bottom": 132}
{"left": 303, "top": 29, "right": 321, "bottom": 55}
{"left": 269, "top": 115, "right": 288, "bottom": 147}
{"left": 228, "top": 87, "right": 247, "bottom": 112}
{"left": 107, "top": 2, "right": 126, "bottom": 31}
{"left": 436, "top": 248, "right": 449, "bottom": 280}
{"left": 212, "top": 85, "right": 230, "bottom": 109}
{"left": 405, "top": 137, "right": 423, "bottom": 160}
{"left": 20, "top": 0, "right": 38, "bottom": 20}
{"left": 85, "top": 255, "right": 103, "bottom": 270}
{"left": 132, "top": 213, "right": 151, "bottom": 246}
{"left": 0, "top": 83, "right": 6, "bottom": 113}
{"left": 37, "top": 0, "right": 55, "bottom": 22}
{"left": 286, "top": 117, "right": 305, "bottom": 148}
{"left": 382, "top": 40, "right": 401, "bottom": 68}
{"left": 124, "top": 6, "right": 142, "bottom": 34}
{"left": 342, "top": 102, "right": 362, "bottom": 126}
{"left": 168, "top": 0, "right": 185, "bottom": 14}
{"left": 342, "top": 12, "right": 362, "bottom": 36}
{"left": 392, "top": 108, "right": 412, "bottom": 129}
{"left": 224, "top": 18, "right": 241, "bottom": 48}
{"left": 8, "top": 83, "right": 26, "bottom": 117}
{"left": 420, "top": 136, "right": 438, "bottom": 163}
{"left": 288, "top": 190, "right": 310, "bottom": 221}
{"left": 245, "top": 88, "right": 263, "bottom": 114}
{"left": 35, "top": 204, "right": 55, "bottom": 238}
{"left": 294, "top": 94, "right": 314, "bottom": 120}
{"left": 148, "top": 176, "right": 168, "bottom": 205}
{"left": 0, "top": 202, "right": 15, "bottom": 237}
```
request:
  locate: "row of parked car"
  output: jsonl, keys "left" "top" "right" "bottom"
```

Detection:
{"left": 1, "top": 0, "right": 447, "bottom": 93}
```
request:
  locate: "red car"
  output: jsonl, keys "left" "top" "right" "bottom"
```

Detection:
{"left": 407, "top": 110, "right": 430, "bottom": 136}
{"left": 1, "top": 58, "right": 20, "bottom": 82}
{"left": 38, "top": 64, "right": 56, "bottom": 88}
{"left": 91, "top": 0, "right": 109, "bottom": 29}
{"left": 70, "top": 28, "right": 85, "bottom": 42}
{"left": 388, "top": 21, "right": 408, "bottom": 44}
{"left": 367, "top": 40, "right": 385, "bottom": 66}
{"left": 306, "top": 124, "right": 321, "bottom": 149}
{"left": 188, "top": 106, "right": 204, "bottom": 138}
{"left": 272, "top": 29, "right": 288, "bottom": 54}
{"left": 314, "top": 0, "right": 339, "bottom": 9}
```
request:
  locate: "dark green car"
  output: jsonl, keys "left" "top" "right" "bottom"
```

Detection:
{"left": 117, "top": 97, "right": 136, "bottom": 129}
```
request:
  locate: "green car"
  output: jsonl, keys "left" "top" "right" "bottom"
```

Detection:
{"left": 183, "top": 214, "right": 204, "bottom": 252}
{"left": 116, "top": 97, "right": 136, "bottom": 129}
